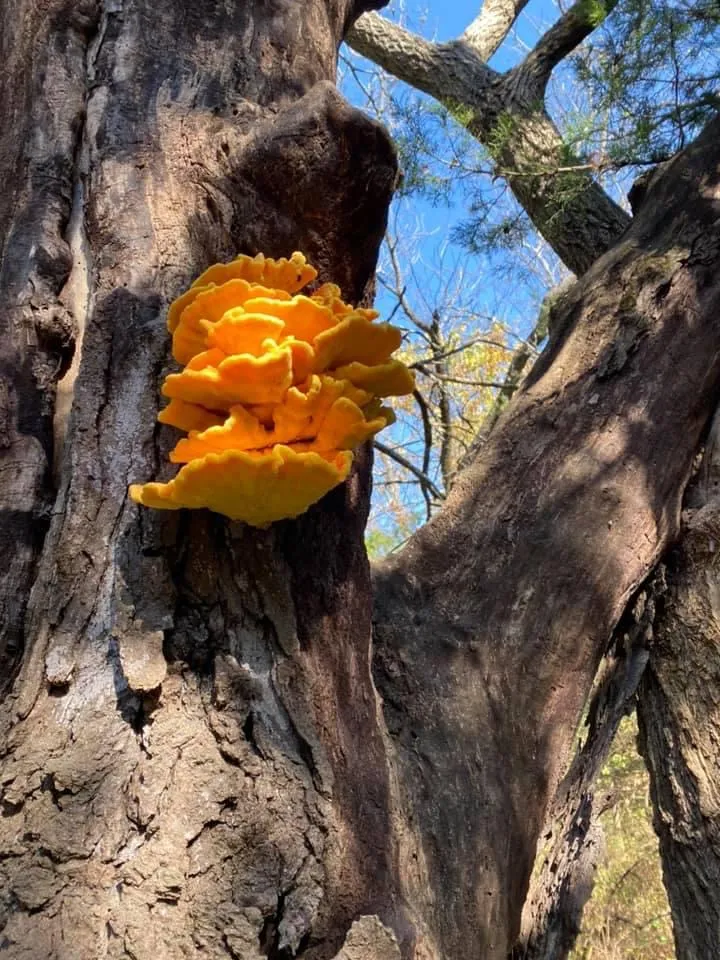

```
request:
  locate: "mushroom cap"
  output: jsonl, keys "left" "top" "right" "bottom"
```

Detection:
{"left": 131, "top": 252, "right": 414, "bottom": 526}
{"left": 129, "top": 446, "right": 352, "bottom": 527}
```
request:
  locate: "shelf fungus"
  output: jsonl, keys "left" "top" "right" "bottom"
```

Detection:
{"left": 129, "top": 252, "right": 414, "bottom": 526}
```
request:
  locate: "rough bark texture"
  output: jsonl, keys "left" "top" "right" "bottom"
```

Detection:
{"left": 4, "top": 1, "right": 720, "bottom": 959}
{"left": 347, "top": 11, "right": 631, "bottom": 275}
{"left": 514, "top": 567, "right": 666, "bottom": 959}
{"left": 0, "top": 0, "right": 90, "bottom": 689}
{"left": 637, "top": 410, "right": 720, "bottom": 960}
{"left": 0, "top": 1, "right": 409, "bottom": 957}
{"left": 370, "top": 116, "right": 720, "bottom": 959}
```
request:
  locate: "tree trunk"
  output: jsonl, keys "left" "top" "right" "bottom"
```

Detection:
{"left": 637, "top": 410, "right": 720, "bottom": 960}
{"left": 369, "top": 117, "right": 720, "bottom": 958}
{"left": 348, "top": 12, "right": 720, "bottom": 958}
{"left": 514, "top": 567, "right": 665, "bottom": 958}
{"left": 3, "top": 3, "right": 720, "bottom": 960}
{"left": 0, "top": 2, "right": 406, "bottom": 957}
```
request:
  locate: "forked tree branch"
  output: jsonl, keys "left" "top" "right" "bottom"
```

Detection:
{"left": 515, "top": 0, "right": 620, "bottom": 96}
{"left": 462, "top": 0, "right": 532, "bottom": 60}
{"left": 346, "top": 9, "right": 630, "bottom": 275}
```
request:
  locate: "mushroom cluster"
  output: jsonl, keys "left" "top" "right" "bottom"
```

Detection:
{"left": 129, "top": 252, "right": 414, "bottom": 526}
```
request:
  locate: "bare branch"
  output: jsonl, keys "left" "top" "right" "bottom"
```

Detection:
{"left": 413, "top": 389, "right": 434, "bottom": 480}
{"left": 516, "top": 0, "right": 620, "bottom": 95}
{"left": 414, "top": 366, "right": 507, "bottom": 387}
{"left": 374, "top": 439, "right": 445, "bottom": 503}
{"left": 429, "top": 312, "right": 455, "bottom": 492}
{"left": 462, "top": 0, "right": 532, "bottom": 60}
{"left": 346, "top": 12, "right": 495, "bottom": 108}
{"left": 410, "top": 335, "right": 520, "bottom": 368}
{"left": 487, "top": 290, "right": 554, "bottom": 418}
{"left": 383, "top": 234, "right": 433, "bottom": 335}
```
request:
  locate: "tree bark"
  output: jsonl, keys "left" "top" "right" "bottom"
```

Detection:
{"left": 4, "top": 3, "right": 720, "bottom": 960}
{"left": 0, "top": 2, "right": 407, "bottom": 958}
{"left": 514, "top": 566, "right": 665, "bottom": 958}
{"left": 370, "top": 115, "right": 720, "bottom": 958}
{"left": 0, "top": 0, "right": 90, "bottom": 689}
{"left": 637, "top": 408, "right": 720, "bottom": 960}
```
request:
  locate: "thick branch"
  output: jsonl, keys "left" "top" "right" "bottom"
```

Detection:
{"left": 462, "top": 0, "right": 531, "bottom": 61}
{"left": 371, "top": 115, "right": 720, "bottom": 958}
{"left": 466, "top": 103, "right": 630, "bottom": 274}
{"left": 347, "top": 12, "right": 496, "bottom": 107}
{"left": 347, "top": 12, "right": 630, "bottom": 274}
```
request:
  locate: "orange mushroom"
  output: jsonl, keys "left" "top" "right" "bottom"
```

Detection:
{"left": 129, "top": 446, "right": 353, "bottom": 527}
{"left": 171, "top": 281, "right": 291, "bottom": 363}
{"left": 130, "top": 252, "right": 414, "bottom": 526}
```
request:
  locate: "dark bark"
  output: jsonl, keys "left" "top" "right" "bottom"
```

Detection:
{"left": 371, "top": 115, "right": 720, "bottom": 958}
{"left": 514, "top": 568, "right": 666, "bottom": 958}
{"left": 637, "top": 412, "right": 720, "bottom": 960}
{"left": 0, "top": 0, "right": 91, "bottom": 689}
{"left": 0, "top": 2, "right": 407, "bottom": 957}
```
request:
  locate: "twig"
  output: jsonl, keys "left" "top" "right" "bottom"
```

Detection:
{"left": 374, "top": 439, "right": 445, "bottom": 503}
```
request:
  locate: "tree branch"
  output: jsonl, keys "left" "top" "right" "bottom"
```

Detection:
{"left": 515, "top": 0, "right": 620, "bottom": 95}
{"left": 462, "top": 0, "right": 531, "bottom": 60}
{"left": 413, "top": 389, "right": 434, "bottom": 482}
{"left": 429, "top": 312, "right": 455, "bottom": 493}
{"left": 481, "top": 279, "right": 565, "bottom": 435}
{"left": 413, "top": 365, "right": 507, "bottom": 387}
{"left": 383, "top": 233, "right": 433, "bottom": 336}
{"left": 346, "top": 12, "right": 496, "bottom": 107}
{"left": 374, "top": 439, "right": 445, "bottom": 503}
{"left": 347, "top": 11, "right": 631, "bottom": 275}
{"left": 410, "top": 335, "right": 519, "bottom": 368}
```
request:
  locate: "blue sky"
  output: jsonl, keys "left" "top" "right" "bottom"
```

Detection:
{"left": 341, "top": 0, "right": 570, "bottom": 338}
{"left": 339, "top": 0, "right": 575, "bottom": 542}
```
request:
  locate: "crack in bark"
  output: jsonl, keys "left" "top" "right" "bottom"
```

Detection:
{"left": 0, "top": 0, "right": 102, "bottom": 690}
